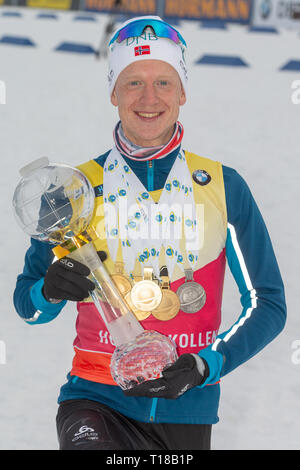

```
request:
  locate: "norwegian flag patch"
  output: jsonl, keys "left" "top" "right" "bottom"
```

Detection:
{"left": 134, "top": 45, "right": 150, "bottom": 56}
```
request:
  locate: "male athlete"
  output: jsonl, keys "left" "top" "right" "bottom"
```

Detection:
{"left": 14, "top": 16, "right": 286, "bottom": 450}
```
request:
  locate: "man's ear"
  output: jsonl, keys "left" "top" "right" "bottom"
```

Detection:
{"left": 111, "top": 88, "right": 118, "bottom": 107}
{"left": 179, "top": 85, "right": 186, "bottom": 106}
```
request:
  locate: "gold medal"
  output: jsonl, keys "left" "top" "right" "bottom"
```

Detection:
{"left": 111, "top": 262, "right": 132, "bottom": 297}
{"left": 124, "top": 290, "right": 151, "bottom": 321}
{"left": 130, "top": 267, "right": 162, "bottom": 312}
{"left": 152, "top": 271, "right": 180, "bottom": 321}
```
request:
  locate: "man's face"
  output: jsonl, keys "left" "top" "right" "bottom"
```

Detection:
{"left": 111, "top": 60, "right": 186, "bottom": 147}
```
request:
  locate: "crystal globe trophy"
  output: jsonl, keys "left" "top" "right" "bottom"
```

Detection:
{"left": 12, "top": 157, "right": 178, "bottom": 390}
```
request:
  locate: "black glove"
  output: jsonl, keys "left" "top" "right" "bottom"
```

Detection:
{"left": 123, "top": 353, "right": 209, "bottom": 400}
{"left": 42, "top": 251, "right": 107, "bottom": 303}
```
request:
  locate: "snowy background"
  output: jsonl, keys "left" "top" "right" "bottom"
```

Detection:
{"left": 0, "top": 8, "right": 299, "bottom": 450}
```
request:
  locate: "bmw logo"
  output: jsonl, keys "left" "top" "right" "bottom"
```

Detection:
{"left": 192, "top": 169, "right": 211, "bottom": 186}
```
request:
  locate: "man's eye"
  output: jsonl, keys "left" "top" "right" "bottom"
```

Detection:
{"left": 157, "top": 80, "right": 168, "bottom": 86}
{"left": 129, "top": 81, "right": 141, "bottom": 87}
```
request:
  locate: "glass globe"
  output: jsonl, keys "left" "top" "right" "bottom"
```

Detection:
{"left": 12, "top": 157, "right": 95, "bottom": 244}
{"left": 110, "top": 330, "right": 178, "bottom": 390}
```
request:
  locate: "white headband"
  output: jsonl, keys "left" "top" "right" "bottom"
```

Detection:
{"left": 107, "top": 16, "right": 188, "bottom": 96}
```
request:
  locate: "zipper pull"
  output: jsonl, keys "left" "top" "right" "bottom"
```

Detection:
{"left": 147, "top": 159, "right": 154, "bottom": 191}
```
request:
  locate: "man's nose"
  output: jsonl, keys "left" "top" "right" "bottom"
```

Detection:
{"left": 140, "top": 84, "right": 159, "bottom": 106}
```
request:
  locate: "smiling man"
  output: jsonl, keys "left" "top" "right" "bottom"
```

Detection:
{"left": 110, "top": 59, "right": 186, "bottom": 147}
{"left": 14, "top": 16, "right": 286, "bottom": 450}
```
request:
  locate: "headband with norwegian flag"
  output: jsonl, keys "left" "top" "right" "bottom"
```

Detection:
{"left": 108, "top": 15, "right": 188, "bottom": 97}
{"left": 134, "top": 45, "right": 151, "bottom": 56}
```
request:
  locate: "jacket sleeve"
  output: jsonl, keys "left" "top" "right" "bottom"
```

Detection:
{"left": 198, "top": 166, "right": 287, "bottom": 386}
{"left": 13, "top": 238, "right": 67, "bottom": 325}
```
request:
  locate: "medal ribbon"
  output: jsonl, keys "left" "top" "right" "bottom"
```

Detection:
{"left": 103, "top": 145, "right": 199, "bottom": 279}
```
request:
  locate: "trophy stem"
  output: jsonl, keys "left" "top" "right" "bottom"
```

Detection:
{"left": 68, "top": 241, "right": 144, "bottom": 346}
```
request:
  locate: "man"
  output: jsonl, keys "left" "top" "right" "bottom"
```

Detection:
{"left": 14, "top": 16, "right": 286, "bottom": 450}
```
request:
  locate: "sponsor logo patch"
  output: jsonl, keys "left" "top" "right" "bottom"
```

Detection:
{"left": 192, "top": 169, "right": 211, "bottom": 186}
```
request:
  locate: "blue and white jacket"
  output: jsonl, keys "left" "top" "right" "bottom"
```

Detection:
{"left": 13, "top": 148, "right": 286, "bottom": 424}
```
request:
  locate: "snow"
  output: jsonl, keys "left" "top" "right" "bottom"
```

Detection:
{"left": 0, "top": 8, "right": 299, "bottom": 449}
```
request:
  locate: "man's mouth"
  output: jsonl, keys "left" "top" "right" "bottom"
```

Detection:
{"left": 135, "top": 112, "right": 162, "bottom": 119}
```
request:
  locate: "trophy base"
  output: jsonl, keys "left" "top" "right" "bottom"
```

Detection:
{"left": 110, "top": 330, "right": 178, "bottom": 390}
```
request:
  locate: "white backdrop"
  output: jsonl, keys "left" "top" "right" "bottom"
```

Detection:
{"left": 0, "top": 9, "right": 299, "bottom": 449}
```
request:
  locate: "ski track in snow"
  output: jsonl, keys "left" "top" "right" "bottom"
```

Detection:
{"left": 0, "top": 8, "right": 299, "bottom": 450}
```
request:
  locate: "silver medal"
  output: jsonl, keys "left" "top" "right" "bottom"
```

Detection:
{"left": 176, "top": 268, "right": 206, "bottom": 313}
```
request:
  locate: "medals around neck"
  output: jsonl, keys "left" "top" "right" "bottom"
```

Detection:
{"left": 130, "top": 267, "right": 162, "bottom": 313}
{"left": 176, "top": 268, "right": 206, "bottom": 313}
{"left": 111, "top": 264, "right": 206, "bottom": 322}
{"left": 151, "top": 273, "right": 181, "bottom": 321}
{"left": 111, "top": 262, "right": 132, "bottom": 297}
